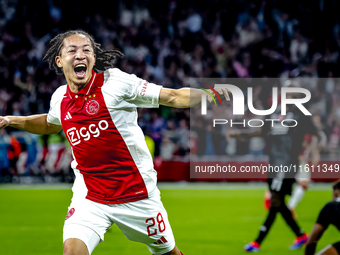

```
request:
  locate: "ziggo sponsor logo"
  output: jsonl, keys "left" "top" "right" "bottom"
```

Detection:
{"left": 66, "top": 120, "right": 109, "bottom": 146}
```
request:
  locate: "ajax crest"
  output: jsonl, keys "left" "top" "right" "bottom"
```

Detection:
{"left": 85, "top": 99, "right": 100, "bottom": 115}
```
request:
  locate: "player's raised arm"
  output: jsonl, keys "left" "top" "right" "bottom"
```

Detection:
{"left": 0, "top": 114, "right": 62, "bottom": 134}
{"left": 159, "top": 87, "right": 230, "bottom": 108}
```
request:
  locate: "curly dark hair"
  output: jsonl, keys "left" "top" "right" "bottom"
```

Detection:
{"left": 43, "top": 30, "right": 124, "bottom": 75}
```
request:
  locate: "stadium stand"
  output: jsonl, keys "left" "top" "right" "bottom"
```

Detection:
{"left": 0, "top": 0, "right": 340, "bottom": 183}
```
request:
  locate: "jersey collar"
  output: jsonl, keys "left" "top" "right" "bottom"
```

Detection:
{"left": 67, "top": 70, "right": 97, "bottom": 99}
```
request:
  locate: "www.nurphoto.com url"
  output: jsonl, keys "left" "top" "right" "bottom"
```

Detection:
{"left": 194, "top": 163, "right": 340, "bottom": 175}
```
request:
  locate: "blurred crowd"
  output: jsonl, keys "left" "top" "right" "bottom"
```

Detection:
{"left": 1, "top": 0, "right": 340, "bottom": 182}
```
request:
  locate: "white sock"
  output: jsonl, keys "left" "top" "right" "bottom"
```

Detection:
{"left": 288, "top": 185, "right": 305, "bottom": 210}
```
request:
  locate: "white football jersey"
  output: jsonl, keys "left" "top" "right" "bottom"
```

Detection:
{"left": 47, "top": 68, "right": 162, "bottom": 204}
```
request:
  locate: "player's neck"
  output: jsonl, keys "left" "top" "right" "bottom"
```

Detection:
{"left": 67, "top": 75, "right": 92, "bottom": 93}
{"left": 68, "top": 82, "right": 86, "bottom": 93}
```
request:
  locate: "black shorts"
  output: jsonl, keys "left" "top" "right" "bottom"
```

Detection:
{"left": 333, "top": 241, "right": 340, "bottom": 254}
{"left": 267, "top": 178, "right": 295, "bottom": 196}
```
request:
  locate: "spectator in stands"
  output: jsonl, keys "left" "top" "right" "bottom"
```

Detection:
{"left": 1, "top": 0, "right": 340, "bottom": 182}
{"left": 0, "top": 129, "right": 11, "bottom": 180}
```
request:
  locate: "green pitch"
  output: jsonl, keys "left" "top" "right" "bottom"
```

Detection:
{"left": 0, "top": 184, "right": 338, "bottom": 255}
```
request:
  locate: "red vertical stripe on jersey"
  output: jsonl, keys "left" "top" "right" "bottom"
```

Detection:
{"left": 60, "top": 72, "right": 148, "bottom": 204}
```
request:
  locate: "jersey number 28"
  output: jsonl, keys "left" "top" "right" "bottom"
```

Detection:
{"left": 145, "top": 212, "right": 166, "bottom": 236}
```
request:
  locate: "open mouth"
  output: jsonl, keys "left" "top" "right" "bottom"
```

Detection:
{"left": 74, "top": 64, "right": 87, "bottom": 78}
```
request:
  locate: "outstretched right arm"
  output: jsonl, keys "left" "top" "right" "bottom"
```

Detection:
{"left": 0, "top": 114, "right": 62, "bottom": 134}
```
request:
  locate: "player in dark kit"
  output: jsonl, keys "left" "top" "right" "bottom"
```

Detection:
{"left": 305, "top": 180, "right": 340, "bottom": 255}
{"left": 236, "top": 81, "right": 319, "bottom": 252}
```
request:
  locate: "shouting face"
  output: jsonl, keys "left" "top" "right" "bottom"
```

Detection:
{"left": 56, "top": 33, "right": 96, "bottom": 91}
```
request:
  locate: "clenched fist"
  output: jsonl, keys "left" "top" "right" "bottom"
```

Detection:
{"left": 0, "top": 116, "right": 10, "bottom": 129}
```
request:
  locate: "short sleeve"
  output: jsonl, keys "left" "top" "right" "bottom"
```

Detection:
{"left": 102, "top": 68, "right": 162, "bottom": 108}
{"left": 47, "top": 86, "right": 66, "bottom": 126}
{"left": 125, "top": 80, "right": 162, "bottom": 107}
{"left": 316, "top": 202, "right": 333, "bottom": 229}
